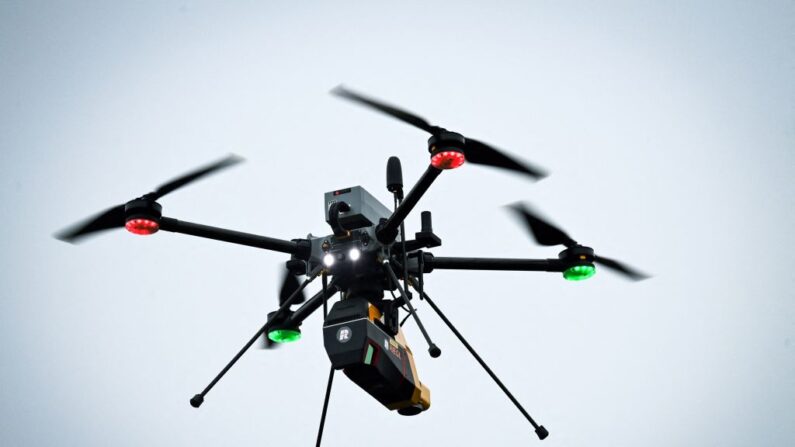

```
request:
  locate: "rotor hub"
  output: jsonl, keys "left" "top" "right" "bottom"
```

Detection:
{"left": 428, "top": 131, "right": 466, "bottom": 169}
{"left": 558, "top": 245, "right": 596, "bottom": 281}
{"left": 267, "top": 310, "right": 301, "bottom": 343}
{"left": 124, "top": 199, "right": 162, "bottom": 235}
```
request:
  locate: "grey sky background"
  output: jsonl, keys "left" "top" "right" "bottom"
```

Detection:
{"left": 1, "top": 1, "right": 793, "bottom": 445}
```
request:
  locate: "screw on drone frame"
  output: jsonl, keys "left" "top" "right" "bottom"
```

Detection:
{"left": 383, "top": 260, "right": 441, "bottom": 358}
{"left": 407, "top": 277, "right": 548, "bottom": 440}
{"left": 189, "top": 265, "right": 324, "bottom": 409}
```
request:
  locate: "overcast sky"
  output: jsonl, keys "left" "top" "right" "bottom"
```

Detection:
{"left": 1, "top": 1, "right": 793, "bottom": 446}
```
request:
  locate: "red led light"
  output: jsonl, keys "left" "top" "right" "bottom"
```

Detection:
{"left": 430, "top": 150, "right": 465, "bottom": 170}
{"left": 125, "top": 218, "right": 160, "bottom": 235}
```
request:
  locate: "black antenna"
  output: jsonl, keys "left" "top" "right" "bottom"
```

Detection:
{"left": 386, "top": 156, "right": 404, "bottom": 200}
{"left": 387, "top": 155, "right": 414, "bottom": 327}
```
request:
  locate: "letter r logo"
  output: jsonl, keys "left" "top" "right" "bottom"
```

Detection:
{"left": 336, "top": 326, "right": 352, "bottom": 343}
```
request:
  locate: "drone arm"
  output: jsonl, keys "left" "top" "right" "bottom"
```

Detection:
{"left": 375, "top": 165, "right": 442, "bottom": 243}
{"left": 416, "top": 253, "right": 564, "bottom": 273}
{"left": 283, "top": 279, "right": 339, "bottom": 328}
{"left": 159, "top": 217, "right": 309, "bottom": 258}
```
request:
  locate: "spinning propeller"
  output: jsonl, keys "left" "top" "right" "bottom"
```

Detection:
{"left": 509, "top": 203, "right": 649, "bottom": 281}
{"left": 332, "top": 86, "right": 547, "bottom": 179}
{"left": 55, "top": 154, "right": 243, "bottom": 243}
{"left": 261, "top": 268, "right": 307, "bottom": 348}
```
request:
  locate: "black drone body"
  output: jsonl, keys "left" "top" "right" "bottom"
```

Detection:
{"left": 56, "top": 86, "right": 647, "bottom": 444}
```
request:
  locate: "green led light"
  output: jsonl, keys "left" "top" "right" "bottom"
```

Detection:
{"left": 267, "top": 328, "right": 301, "bottom": 343}
{"left": 563, "top": 265, "right": 596, "bottom": 281}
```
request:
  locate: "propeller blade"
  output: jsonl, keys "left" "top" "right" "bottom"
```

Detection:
{"left": 260, "top": 268, "right": 304, "bottom": 350}
{"left": 332, "top": 86, "right": 548, "bottom": 180}
{"left": 465, "top": 138, "right": 548, "bottom": 180}
{"left": 54, "top": 204, "right": 125, "bottom": 243}
{"left": 594, "top": 256, "right": 650, "bottom": 281}
{"left": 259, "top": 333, "right": 278, "bottom": 350}
{"left": 151, "top": 154, "right": 243, "bottom": 199}
{"left": 331, "top": 85, "right": 439, "bottom": 134}
{"left": 279, "top": 270, "right": 305, "bottom": 306}
{"left": 55, "top": 155, "right": 243, "bottom": 243}
{"left": 508, "top": 202, "right": 649, "bottom": 280}
{"left": 508, "top": 203, "right": 577, "bottom": 247}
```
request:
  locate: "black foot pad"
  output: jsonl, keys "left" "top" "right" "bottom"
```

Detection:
{"left": 535, "top": 425, "right": 549, "bottom": 440}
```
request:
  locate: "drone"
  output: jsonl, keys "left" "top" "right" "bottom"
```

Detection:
{"left": 56, "top": 86, "right": 648, "bottom": 444}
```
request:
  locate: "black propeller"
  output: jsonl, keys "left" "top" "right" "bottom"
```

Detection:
{"left": 260, "top": 267, "right": 307, "bottom": 349}
{"left": 331, "top": 85, "right": 548, "bottom": 180}
{"left": 55, "top": 154, "right": 243, "bottom": 243}
{"left": 508, "top": 202, "right": 649, "bottom": 281}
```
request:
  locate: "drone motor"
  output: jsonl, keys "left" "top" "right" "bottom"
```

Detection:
{"left": 428, "top": 131, "right": 466, "bottom": 170}
{"left": 123, "top": 198, "right": 162, "bottom": 235}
